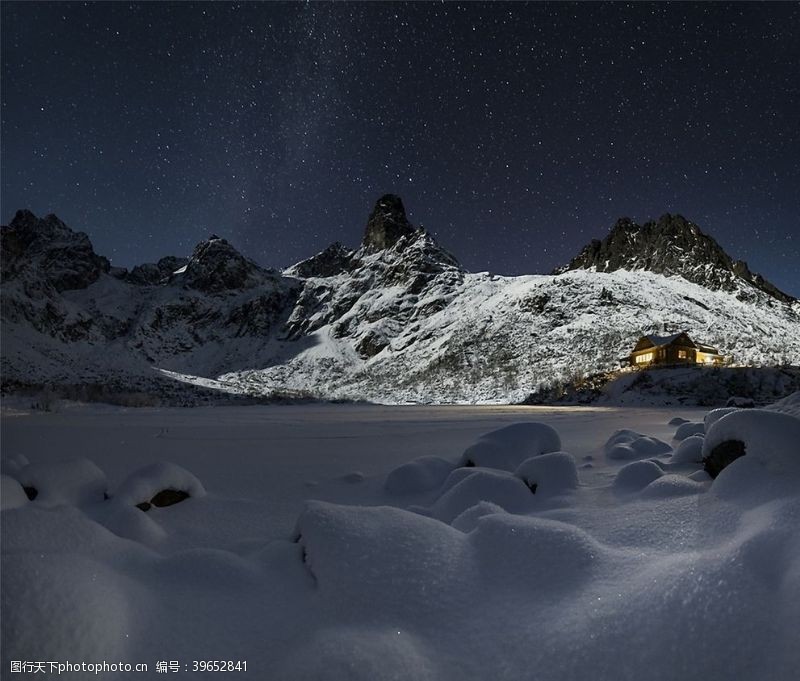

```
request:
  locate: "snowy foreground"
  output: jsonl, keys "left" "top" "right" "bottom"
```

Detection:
{"left": 2, "top": 399, "right": 800, "bottom": 680}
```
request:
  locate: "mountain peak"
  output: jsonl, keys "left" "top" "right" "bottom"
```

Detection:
{"left": 176, "top": 235, "right": 270, "bottom": 293}
{"left": 558, "top": 214, "right": 794, "bottom": 303}
{"left": 2, "top": 210, "right": 109, "bottom": 291}
{"left": 362, "top": 194, "right": 417, "bottom": 251}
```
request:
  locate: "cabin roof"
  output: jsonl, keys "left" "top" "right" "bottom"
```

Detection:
{"left": 695, "top": 343, "right": 720, "bottom": 354}
{"left": 645, "top": 332, "right": 693, "bottom": 348}
{"left": 632, "top": 331, "right": 721, "bottom": 356}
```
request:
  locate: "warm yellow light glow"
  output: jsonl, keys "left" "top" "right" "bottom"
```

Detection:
{"left": 635, "top": 352, "right": 653, "bottom": 364}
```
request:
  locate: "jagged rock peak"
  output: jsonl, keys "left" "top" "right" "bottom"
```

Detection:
{"left": 125, "top": 255, "right": 188, "bottom": 286}
{"left": 557, "top": 213, "right": 794, "bottom": 303}
{"left": 2, "top": 209, "right": 110, "bottom": 291}
{"left": 286, "top": 242, "right": 356, "bottom": 279}
{"left": 362, "top": 194, "right": 417, "bottom": 251}
{"left": 177, "top": 235, "right": 269, "bottom": 293}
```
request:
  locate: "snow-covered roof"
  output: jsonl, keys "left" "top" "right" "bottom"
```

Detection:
{"left": 695, "top": 343, "right": 721, "bottom": 354}
{"left": 646, "top": 332, "right": 690, "bottom": 347}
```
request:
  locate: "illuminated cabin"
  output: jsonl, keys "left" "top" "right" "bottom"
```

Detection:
{"left": 630, "top": 332, "right": 724, "bottom": 367}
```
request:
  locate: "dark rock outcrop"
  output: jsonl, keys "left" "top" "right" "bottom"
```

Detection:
{"left": 362, "top": 194, "right": 417, "bottom": 251}
{"left": 126, "top": 256, "right": 188, "bottom": 286}
{"left": 1, "top": 209, "right": 110, "bottom": 291}
{"left": 703, "top": 439, "right": 746, "bottom": 478}
{"left": 177, "top": 236, "right": 270, "bottom": 293}
{"left": 288, "top": 242, "right": 356, "bottom": 279}
{"left": 557, "top": 214, "right": 795, "bottom": 303}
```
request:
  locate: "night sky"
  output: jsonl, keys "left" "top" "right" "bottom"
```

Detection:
{"left": 2, "top": 2, "right": 799, "bottom": 295}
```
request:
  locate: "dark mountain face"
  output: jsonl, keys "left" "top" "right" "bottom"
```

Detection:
{"left": 557, "top": 214, "right": 795, "bottom": 304}
{"left": 176, "top": 236, "right": 275, "bottom": 293}
{"left": 124, "top": 256, "right": 188, "bottom": 286}
{"left": 1, "top": 209, "right": 110, "bottom": 292}
{"left": 362, "top": 194, "right": 418, "bottom": 251}
{"left": 287, "top": 242, "right": 357, "bottom": 279}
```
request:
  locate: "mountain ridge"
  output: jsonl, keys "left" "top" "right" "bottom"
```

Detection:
{"left": 555, "top": 213, "right": 794, "bottom": 303}
{"left": 2, "top": 199, "right": 798, "bottom": 404}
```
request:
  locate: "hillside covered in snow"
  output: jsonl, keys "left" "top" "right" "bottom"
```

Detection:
{"left": 2, "top": 197, "right": 798, "bottom": 404}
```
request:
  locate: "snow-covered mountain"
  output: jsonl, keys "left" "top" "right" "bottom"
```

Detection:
{"left": 2, "top": 198, "right": 798, "bottom": 403}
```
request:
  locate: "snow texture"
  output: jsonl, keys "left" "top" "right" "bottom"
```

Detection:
{"left": 670, "top": 434, "right": 705, "bottom": 464}
{"left": 2, "top": 401, "right": 800, "bottom": 680}
{"left": 459, "top": 421, "right": 561, "bottom": 470}
{"left": 604, "top": 429, "right": 672, "bottom": 460}
{"left": 673, "top": 420, "right": 705, "bottom": 440}
{"left": 112, "top": 461, "right": 206, "bottom": 506}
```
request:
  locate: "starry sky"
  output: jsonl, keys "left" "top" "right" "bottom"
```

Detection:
{"left": 2, "top": 2, "right": 799, "bottom": 294}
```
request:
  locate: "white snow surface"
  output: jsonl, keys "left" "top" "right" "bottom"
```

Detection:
{"left": 2, "top": 401, "right": 800, "bottom": 680}
{"left": 5, "top": 259, "right": 800, "bottom": 404}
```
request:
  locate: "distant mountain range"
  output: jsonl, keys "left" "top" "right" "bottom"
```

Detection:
{"left": 2, "top": 196, "right": 798, "bottom": 403}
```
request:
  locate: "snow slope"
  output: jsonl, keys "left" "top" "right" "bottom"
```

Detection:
{"left": 3, "top": 399, "right": 800, "bottom": 679}
{"left": 216, "top": 267, "right": 800, "bottom": 403}
{"left": 3, "top": 205, "right": 799, "bottom": 404}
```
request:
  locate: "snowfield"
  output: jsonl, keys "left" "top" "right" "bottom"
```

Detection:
{"left": 2, "top": 397, "right": 800, "bottom": 680}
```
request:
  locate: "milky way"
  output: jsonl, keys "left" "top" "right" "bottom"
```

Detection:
{"left": 2, "top": 2, "right": 798, "bottom": 294}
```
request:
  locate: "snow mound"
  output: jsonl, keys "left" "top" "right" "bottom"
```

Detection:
{"left": 671, "top": 435, "right": 705, "bottom": 464}
{"left": 704, "top": 409, "right": 800, "bottom": 481}
{"left": 14, "top": 458, "right": 107, "bottom": 506}
{"left": 767, "top": 391, "right": 800, "bottom": 418}
{"left": 674, "top": 421, "right": 705, "bottom": 440}
{"left": 640, "top": 474, "right": 707, "bottom": 498}
{"left": 613, "top": 460, "right": 664, "bottom": 492}
{"left": 471, "top": 513, "right": 603, "bottom": 589}
{"left": 437, "top": 467, "right": 476, "bottom": 496}
{"left": 450, "top": 501, "right": 506, "bottom": 532}
{"left": 112, "top": 461, "right": 206, "bottom": 507}
{"left": 605, "top": 429, "right": 672, "bottom": 460}
{"left": 460, "top": 422, "right": 561, "bottom": 470}
{"left": 2, "top": 553, "right": 137, "bottom": 663}
{"left": 385, "top": 456, "right": 454, "bottom": 495}
{"left": 1, "top": 453, "right": 29, "bottom": 476}
{"left": 428, "top": 469, "right": 534, "bottom": 523}
{"left": 514, "top": 452, "right": 579, "bottom": 496}
{"left": 294, "top": 501, "right": 466, "bottom": 607}
{"left": 704, "top": 407, "right": 739, "bottom": 430}
{"left": 1, "top": 475, "right": 28, "bottom": 510}
{"left": 96, "top": 501, "right": 168, "bottom": 545}
{"left": 668, "top": 416, "right": 690, "bottom": 426}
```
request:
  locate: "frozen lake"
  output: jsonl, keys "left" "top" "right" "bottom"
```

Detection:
{"left": 3, "top": 400, "right": 798, "bottom": 681}
{"left": 2, "top": 403, "right": 706, "bottom": 539}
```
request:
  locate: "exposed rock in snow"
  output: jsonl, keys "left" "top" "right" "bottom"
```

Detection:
{"left": 176, "top": 235, "right": 276, "bottom": 293}
{"left": 285, "top": 242, "right": 356, "bottom": 279}
{"left": 124, "top": 255, "right": 188, "bottom": 286}
{"left": 112, "top": 461, "right": 205, "bottom": 509}
{"left": 557, "top": 212, "right": 795, "bottom": 303}
{"left": 703, "top": 409, "right": 800, "bottom": 479}
{"left": 2, "top": 202, "right": 798, "bottom": 404}
{"left": 1, "top": 209, "right": 110, "bottom": 292}
{"left": 13, "top": 458, "right": 107, "bottom": 507}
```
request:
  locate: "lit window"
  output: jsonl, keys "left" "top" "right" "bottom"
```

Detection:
{"left": 678, "top": 350, "right": 687, "bottom": 359}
